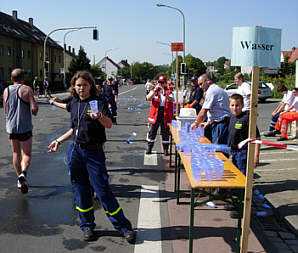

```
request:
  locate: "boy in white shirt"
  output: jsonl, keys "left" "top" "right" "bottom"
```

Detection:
{"left": 264, "top": 85, "right": 295, "bottom": 137}
{"left": 274, "top": 88, "right": 298, "bottom": 141}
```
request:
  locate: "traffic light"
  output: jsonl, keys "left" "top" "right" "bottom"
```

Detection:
{"left": 180, "top": 62, "right": 186, "bottom": 74}
{"left": 93, "top": 29, "right": 98, "bottom": 40}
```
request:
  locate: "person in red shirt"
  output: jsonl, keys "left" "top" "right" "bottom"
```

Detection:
{"left": 146, "top": 76, "right": 174, "bottom": 155}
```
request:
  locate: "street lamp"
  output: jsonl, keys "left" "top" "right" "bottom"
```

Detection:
{"left": 63, "top": 29, "right": 79, "bottom": 88}
{"left": 156, "top": 3, "right": 185, "bottom": 62}
{"left": 43, "top": 26, "right": 97, "bottom": 84}
{"left": 104, "top": 48, "right": 118, "bottom": 79}
{"left": 156, "top": 41, "right": 174, "bottom": 77}
{"left": 156, "top": 3, "right": 185, "bottom": 87}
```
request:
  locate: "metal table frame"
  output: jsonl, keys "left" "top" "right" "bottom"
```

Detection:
{"left": 169, "top": 126, "right": 246, "bottom": 253}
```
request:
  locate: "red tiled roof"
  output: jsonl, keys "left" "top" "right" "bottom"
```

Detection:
{"left": 289, "top": 48, "right": 298, "bottom": 63}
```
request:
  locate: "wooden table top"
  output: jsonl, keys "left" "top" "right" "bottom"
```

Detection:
{"left": 170, "top": 125, "right": 246, "bottom": 189}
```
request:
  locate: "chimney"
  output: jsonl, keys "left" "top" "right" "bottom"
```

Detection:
{"left": 72, "top": 48, "right": 75, "bottom": 55}
{"left": 12, "top": 10, "right": 17, "bottom": 20}
{"left": 29, "top": 18, "right": 33, "bottom": 26}
{"left": 68, "top": 46, "right": 71, "bottom": 53}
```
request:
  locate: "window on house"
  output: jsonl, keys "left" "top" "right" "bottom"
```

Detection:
{"left": 27, "top": 50, "right": 31, "bottom": 59}
{"left": 0, "top": 46, "right": 4, "bottom": 56}
{"left": 59, "top": 56, "right": 61, "bottom": 64}
{"left": 54, "top": 55, "right": 56, "bottom": 63}
{"left": 21, "top": 49, "right": 24, "bottom": 58}
{"left": 8, "top": 47, "right": 11, "bottom": 56}
{"left": 40, "top": 51, "right": 42, "bottom": 60}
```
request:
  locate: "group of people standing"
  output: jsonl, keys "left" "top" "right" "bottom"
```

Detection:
{"left": 32, "top": 76, "right": 51, "bottom": 98}
{"left": 145, "top": 72, "right": 260, "bottom": 178}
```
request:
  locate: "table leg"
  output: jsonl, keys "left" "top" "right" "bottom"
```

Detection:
{"left": 174, "top": 148, "right": 178, "bottom": 192}
{"left": 169, "top": 133, "right": 174, "bottom": 168}
{"left": 236, "top": 190, "right": 244, "bottom": 253}
{"left": 189, "top": 188, "right": 195, "bottom": 253}
{"left": 177, "top": 155, "right": 181, "bottom": 204}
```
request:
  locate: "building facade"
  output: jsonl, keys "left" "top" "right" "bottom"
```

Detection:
{"left": 0, "top": 10, "right": 67, "bottom": 86}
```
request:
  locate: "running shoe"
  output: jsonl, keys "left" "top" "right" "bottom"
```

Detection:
{"left": 17, "top": 174, "right": 28, "bottom": 194}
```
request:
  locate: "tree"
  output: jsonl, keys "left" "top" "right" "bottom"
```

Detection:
{"left": 185, "top": 54, "right": 206, "bottom": 77}
{"left": 66, "top": 46, "right": 91, "bottom": 85}
{"left": 90, "top": 65, "right": 105, "bottom": 84}
{"left": 214, "top": 56, "right": 227, "bottom": 75}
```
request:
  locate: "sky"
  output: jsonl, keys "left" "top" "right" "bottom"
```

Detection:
{"left": 2, "top": 0, "right": 298, "bottom": 66}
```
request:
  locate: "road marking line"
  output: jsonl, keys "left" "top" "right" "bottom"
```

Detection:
{"left": 255, "top": 167, "right": 297, "bottom": 172}
{"left": 119, "top": 86, "right": 138, "bottom": 95}
{"left": 261, "top": 151, "right": 298, "bottom": 155}
{"left": 261, "top": 158, "right": 298, "bottom": 162}
{"left": 134, "top": 185, "right": 162, "bottom": 253}
{"left": 144, "top": 151, "right": 158, "bottom": 166}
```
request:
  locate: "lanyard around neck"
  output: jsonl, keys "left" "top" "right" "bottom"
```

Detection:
{"left": 76, "top": 100, "right": 88, "bottom": 137}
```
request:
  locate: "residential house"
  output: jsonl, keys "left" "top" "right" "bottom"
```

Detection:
{"left": 96, "top": 56, "right": 120, "bottom": 78}
{"left": 0, "top": 10, "right": 66, "bottom": 85}
{"left": 281, "top": 47, "right": 298, "bottom": 63}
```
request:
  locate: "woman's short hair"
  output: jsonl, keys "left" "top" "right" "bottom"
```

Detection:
{"left": 69, "top": 71, "right": 97, "bottom": 98}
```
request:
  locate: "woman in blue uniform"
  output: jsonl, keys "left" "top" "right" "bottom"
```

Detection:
{"left": 48, "top": 71, "right": 135, "bottom": 243}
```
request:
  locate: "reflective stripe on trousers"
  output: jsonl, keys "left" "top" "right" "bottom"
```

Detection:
{"left": 67, "top": 142, "right": 132, "bottom": 234}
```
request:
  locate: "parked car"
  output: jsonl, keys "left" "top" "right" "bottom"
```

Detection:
{"left": 224, "top": 81, "right": 272, "bottom": 102}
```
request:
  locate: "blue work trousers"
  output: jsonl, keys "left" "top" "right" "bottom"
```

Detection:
{"left": 108, "top": 99, "right": 117, "bottom": 123}
{"left": 231, "top": 149, "right": 247, "bottom": 175}
{"left": 204, "top": 121, "right": 229, "bottom": 145}
{"left": 67, "top": 143, "right": 132, "bottom": 234}
{"left": 269, "top": 112, "right": 281, "bottom": 131}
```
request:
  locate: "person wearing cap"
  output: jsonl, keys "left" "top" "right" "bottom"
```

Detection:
{"left": 103, "top": 77, "right": 118, "bottom": 124}
{"left": 184, "top": 76, "right": 203, "bottom": 114}
{"left": 146, "top": 76, "right": 174, "bottom": 155}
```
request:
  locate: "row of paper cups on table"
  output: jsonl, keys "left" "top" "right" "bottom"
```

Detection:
{"left": 172, "top": 120, "right": 230, "bottom": 181}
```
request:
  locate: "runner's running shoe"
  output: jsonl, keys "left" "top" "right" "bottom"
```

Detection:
{"left": 17, "top": 173, "right": 28, "bottom": 194}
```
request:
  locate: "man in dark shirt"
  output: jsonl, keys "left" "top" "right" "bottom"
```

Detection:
{"left": 103, "top": 77, "right": 118, "bottom": 124}
{"left": 184, "top": 76, "right": 203, "bottom": 114}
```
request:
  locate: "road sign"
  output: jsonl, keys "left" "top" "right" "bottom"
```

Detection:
{"left": 171, "top": 42, "right": 184, "bottom": 52}
{"left": 231, "top": 26, "right": 281, "bottom": 67}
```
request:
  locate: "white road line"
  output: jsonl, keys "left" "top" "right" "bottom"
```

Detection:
{"left": 255, "top": 168, "right": 297, "bottom": 172}
{"left": 261, "top": 151, "right": 298, "bottom": 155}
{"left": 119, "top": 86, "right": 138, "bottom": 95}
{"left": 144, "top": 151, "right": 158, "bottom": 166}
{"left": 134, "top": 185, "right": 162, "bottom": 253}
{"left": 260, "top": 158, "right": 298, "bottom": 162}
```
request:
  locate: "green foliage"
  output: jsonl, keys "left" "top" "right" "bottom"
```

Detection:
{"left": 66, "top": 46, "right": 91, "bottom": 86}
{"left": 90, "top": 65, "right": 105, "bottom": 84}
{"left": 280, "top": 56, "right": 296, "bottom": 77}
{"left": 185, "top": 54, "right": 206, "bottom": 77}
{"left": 262, "top": 74, "right": 296, "bottom": 98}
{"left": 214, "top": 56, "right": 227, "bottom": 75}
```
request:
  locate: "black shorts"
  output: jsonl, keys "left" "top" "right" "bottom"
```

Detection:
{"left": 9, "top": 131, "right": 32, "bottom": 141}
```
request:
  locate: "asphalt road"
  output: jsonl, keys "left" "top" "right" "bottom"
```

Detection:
{"left": 0, "top": 84, "right": 173, "bottom": 253}
{"left": 0, "top": 84, "right": 295, "bottom": 253}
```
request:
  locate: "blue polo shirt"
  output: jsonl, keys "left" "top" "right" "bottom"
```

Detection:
{"left": 66, "top": 94, "right": 112, "bottom": 145}
{"left": 189, "top": 86, "right": 203, "bottom": 113}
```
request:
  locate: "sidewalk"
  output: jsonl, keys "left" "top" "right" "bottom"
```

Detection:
{"left": 162, "top": 156, "right": 268, "bottom": 253}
